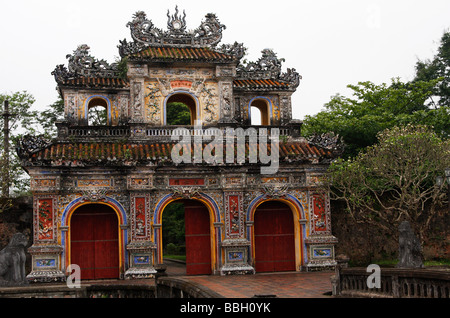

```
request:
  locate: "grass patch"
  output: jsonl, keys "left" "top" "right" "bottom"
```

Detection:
{"left": 164, "top": 254, "right": 186, "bottom": 262}
{"left": 350, "top": 258, "right": 450, "bottom": 268}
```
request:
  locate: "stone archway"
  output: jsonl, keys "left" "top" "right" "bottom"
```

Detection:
{"left": 155, "top": 193, "right": 220, "bottom": 275}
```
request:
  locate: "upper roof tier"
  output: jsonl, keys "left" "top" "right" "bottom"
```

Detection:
{"left": 52, "top": 7, "right": 301, "bottom": 91}
{"left": 118, "top": 7, "right": 246, "bottom": 61}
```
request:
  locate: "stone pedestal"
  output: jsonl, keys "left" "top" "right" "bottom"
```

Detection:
{"left": 220, "top": 239, "right": 255, "bottom": 275}
{"left": 26, "top": 244, "right": 66, "bottom": 283}
{"left": 124, "top": 241, "right": 157, "bottom": 279}
{"left": 304, "top": 235, "right": 338, "bottom": 271}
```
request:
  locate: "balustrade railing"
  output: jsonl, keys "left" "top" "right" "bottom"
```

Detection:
{"left": 57, "top": 123, "right": 298, "bottom": 141}
{"left": 67, "top": 126, "right": 131, "bottom": 137}
{"left": 332, "top": 267, "right": 450, "bottom": 298}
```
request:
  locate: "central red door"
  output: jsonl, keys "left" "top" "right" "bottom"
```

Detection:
{"left": 184, "top": 200, "right": 212, "bottom": 275}
{"left": 254, "top": 201, "right": 296, "bottom": 272}
{"left": 70, "top": 204, "right": 120, "bottom": 280}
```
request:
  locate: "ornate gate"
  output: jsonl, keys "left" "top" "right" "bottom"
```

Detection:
{"left": 254, "top": 201, "right": 296, "bottom": 272}
{"left": 70, "top": 204, "right": 120, "bottom": 280}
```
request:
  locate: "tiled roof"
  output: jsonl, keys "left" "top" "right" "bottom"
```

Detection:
{"left": 58, "top": 77, "right": 129, "bottom": 89}
{"left": 129, "top": 46, "right": 236, "bottom": 62}
{"left": 25, "top": 141, "right": 332, "bottom": 165}
{"left": 233, "top": 79, "right": 290, "bottom": 90}
{"left": 57, "top": 76, "right": 291, "bottom": 90}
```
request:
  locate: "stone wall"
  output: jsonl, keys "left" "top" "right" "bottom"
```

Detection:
{"left": 331, "top": 200, "right": 450, "bottom": 266}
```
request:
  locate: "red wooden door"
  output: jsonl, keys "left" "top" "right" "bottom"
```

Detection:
{"left": 71, "top": 204, "right": 119, "bottom": 280}
{"left": 254, "top": 201, "right": 296, "bottom": 272}
{"left": 184, "top": 200, "right": 212, "bottom": 275}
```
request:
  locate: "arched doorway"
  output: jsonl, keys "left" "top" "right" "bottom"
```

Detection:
{"left": 161, "top": 199, "right": 212, "bottom": 275}
{"left": 254, "top": 201, "right": 296, "bottom": 272}
{"left": 165, "top": 92, "right": 198, "bottom": 125}
{"left": 70, "top": 204, "right": 120, "bottom": 280}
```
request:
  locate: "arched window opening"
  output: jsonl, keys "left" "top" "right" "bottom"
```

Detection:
{"left": 250, "top": 106, "right": 262, "bottom": 125}
{"left": 250, "top": 99, "right": 270, "bottom": 126}
{"left": 88, "top": 98, "right": 108, "bottom": 126}
{"left": 166, "top": 93, "right": 196, "bottom": 125}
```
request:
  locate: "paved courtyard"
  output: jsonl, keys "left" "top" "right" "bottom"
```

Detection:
{"left": 163, "top": 259, "right": 334, "bottom": 298}
{"left": 184, "top": 271, "right": 334, "bottom": 298}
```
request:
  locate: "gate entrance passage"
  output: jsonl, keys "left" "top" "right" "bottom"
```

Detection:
{"left": 162, "top": 199, "right": 212, "bottom": 275}
{"left": 184, "top": 200, "right": 212, "bottom": 275}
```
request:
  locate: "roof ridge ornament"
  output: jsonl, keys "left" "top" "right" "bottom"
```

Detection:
{"left": 167, "top": 5, "right": 187, "bottom": 33}
{"left": 237, "top": 49, "right": 301, "bottom": 88}
{"left": 52, "top": 44, "right": 119, "bottom": 83}
{"left": 118, "top": 7, "right": 228, "bottom": 56}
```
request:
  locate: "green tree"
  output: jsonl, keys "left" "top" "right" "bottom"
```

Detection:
{"left": 88, "top": 106, "right": 108, "bottom": 126}
{"left": 38, "top": 98, "right": 64, "bottom": 138}
{"left": 414, "top": 30, "right": 450, "bottom": 108}
{"left": 162, "top": 202, "right": 185, "bottom": 255}
{"left": 166, "top": 102, "right": 191, "bottom": 125}
{"left": 302, "top": 78, "right": 447, "bottom": 158}
{"left": 0, "top": 92, "right": 39, "bottom": 196}
{"left": 327, "top": 125, "right": 449, "bottom": 242}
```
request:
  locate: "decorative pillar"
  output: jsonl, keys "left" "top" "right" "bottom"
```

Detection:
{"left": 27, "top": 189, "right": 66, "bottom": 283}
{"left": 216, "top": 65, "right": 237, "bottom": 124}
{"left": 124, "top": 177, "right": 157, "bottom": 279}
{"left": 220, "top": 190, "right": 255, "bottom": 275}
{"left": 305, "top": 189, "right": 338, "bottom": 271}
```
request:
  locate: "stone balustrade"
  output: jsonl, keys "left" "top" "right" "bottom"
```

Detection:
{"left": 56, "top": 121, "right": 299, "bottom": 141}
{"left": 332, "top": 267, "right": 450, "bottom": 298}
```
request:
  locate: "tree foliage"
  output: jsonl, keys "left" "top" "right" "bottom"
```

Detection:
{"left": 327, "top": 125, "right": 450, "bottom": 240}
{"left": 37, "top": 98, "right": 64, "bottom": 138}
{"left": 0, "top": 92, "right": 39, "bottom": 196}
{"left": 162, "top": 202, "right": 185, "bottom": 255}
{"left": 302, "top": 78, "right": 449, "bottom": 158}
{"left": 88, "top": 106, "right": 108, "bottom": 126}
{"left": 414, "top": 30, "right": 450, "bottom": 108}
{"left": 166, "top": 102, "right": 191, "bottom": 125}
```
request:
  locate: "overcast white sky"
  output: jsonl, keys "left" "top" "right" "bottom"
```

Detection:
{"left": 1, "top": 0, "right": 449, "bottom": 121}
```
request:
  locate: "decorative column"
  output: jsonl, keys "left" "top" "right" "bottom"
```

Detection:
{"left": 220, "top": 175, "right": 255, "bottom": 275}
{"left": 305, "top": 188, "right": 338, "bottom": 271}
{"left": 216, "top": 65, "right": 237, "bottom": 124}
{"left": 124, "top": 175, "right": 157, "bottom": 279}
{"left": 128, "top": 63, "right": 149, "bottom": 138}
{"left": 26, "top": 176, "right": 66, "bottom": 282}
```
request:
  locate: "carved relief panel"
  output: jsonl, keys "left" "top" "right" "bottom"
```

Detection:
{"left": 224, "top": 192, "right": 244, "bottom": 238}
{"left": 131, "top": 80, "right": 145, "bottom": 122}
{"left": 34, "top": 195, "right": 58, "bottom": 243}
{"left": 309, "top": 190, "right": 331, "bottom": 235}
{"left": 130, "top": 193, "right": 152, "bottom": 240}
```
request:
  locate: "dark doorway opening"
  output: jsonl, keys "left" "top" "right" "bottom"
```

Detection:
{"left": 162, "top": 199, "right": 212, "bottom": 275}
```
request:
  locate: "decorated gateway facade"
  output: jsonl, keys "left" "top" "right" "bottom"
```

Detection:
{"left": 18, "top": 7, "right": 341, "bottom": 282}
